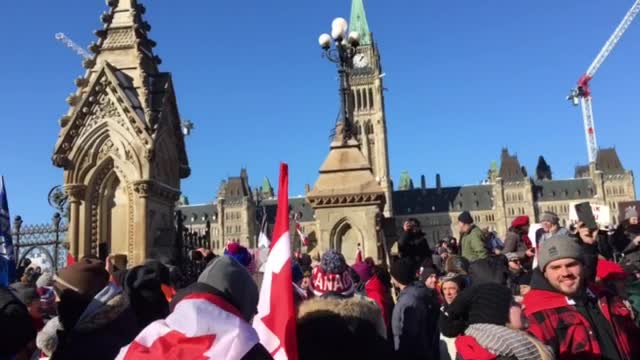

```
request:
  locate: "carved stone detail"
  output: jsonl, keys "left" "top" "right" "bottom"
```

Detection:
{"left": 64, "top": 184, "right": 87, "bottom": 202}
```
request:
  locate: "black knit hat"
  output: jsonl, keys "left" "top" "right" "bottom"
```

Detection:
{"left": 390, "top": 258, "right": 416, "bottom": 286}
{"left": 458, "top": 211, "right": 473, "bottom": 225}
{"left": 419, "top": 258, "right": 438, "bottom": 282}
{"left": 447, "top": 283, "right": 512, "bottom": 326}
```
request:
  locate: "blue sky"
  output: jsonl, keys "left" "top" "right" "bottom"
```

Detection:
{"left": 0, "top": 1, "right": 638, "bottom": 224}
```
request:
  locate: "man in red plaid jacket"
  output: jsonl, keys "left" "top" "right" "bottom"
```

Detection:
{"left": 523, "top": 234, "right": 639, "bottom": 360}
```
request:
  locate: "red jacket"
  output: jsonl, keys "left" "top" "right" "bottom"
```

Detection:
{"left": 365, "top": 274, "right": 392, "bottom": 330}
{"left": 455, "top": 336, "right": 496, "bottom": 360}
{"left": 523, "top": 286, "right": 639, "bottom": 360}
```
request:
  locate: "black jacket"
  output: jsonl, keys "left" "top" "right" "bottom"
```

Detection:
{"left": 398, "top": 231, "right": 431, "bottom": 268}
{"left": 0, "top": 287, "right": 36, "bottom": 358}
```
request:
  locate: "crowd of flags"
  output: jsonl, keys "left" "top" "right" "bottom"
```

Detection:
{"left": 1, "top": 166, "right": 302, "bottom": 359}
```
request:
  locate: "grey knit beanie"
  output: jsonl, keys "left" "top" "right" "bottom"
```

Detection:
{"left": 538, "top": 235, "right": 583, "bottom": 271}
{"left": 540, "top": 211, "right": 559, "bottom": 225}
{"left": 625, "top": 207, "right": 638, "bottom": 220}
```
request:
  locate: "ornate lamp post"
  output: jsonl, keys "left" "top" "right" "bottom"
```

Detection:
{"left": 319, "top": 17, "right": 361, "bottom": 144}
{"left": 52, "top": 212, "right": 61, "bottom": 270}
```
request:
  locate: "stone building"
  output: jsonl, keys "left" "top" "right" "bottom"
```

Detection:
{"left": 178, "top": 0, "right": 635, "bottom": 263}
{"left": 52, "top": 0, "right": 189, "bottom": 265}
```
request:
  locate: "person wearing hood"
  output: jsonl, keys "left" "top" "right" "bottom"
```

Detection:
{"left": 37, "top": 258, "right": 139, "bottom": 360}
{"left": 523, "top": 235, "right": 640, "bottom": 360}
{"left": 116, "top": 256, "right": 272, "bottom": 360}
{"left": 390, "top": 257, "right": 440, "bottom": 360}
{"left": 440, "top": 283, "right": 554, "bottom": 360}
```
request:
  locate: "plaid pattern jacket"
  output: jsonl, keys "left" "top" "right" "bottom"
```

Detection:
{"left": 523, "top": 285, "right": 639, "bottom": 360}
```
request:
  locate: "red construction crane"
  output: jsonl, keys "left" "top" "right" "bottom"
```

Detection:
{"left": 566, "top": 0, "right": 640, "bottom": 164}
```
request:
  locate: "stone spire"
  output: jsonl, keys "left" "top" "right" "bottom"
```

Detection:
{"left": 350, "top": 0, "right": 371, "bottom": 45}
{"left": 92, "top": 0, "right": 161, "bottom": 123}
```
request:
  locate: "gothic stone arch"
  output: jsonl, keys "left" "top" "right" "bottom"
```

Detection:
{"left": 330, "top": 218, "right": 364, "bottom": 263}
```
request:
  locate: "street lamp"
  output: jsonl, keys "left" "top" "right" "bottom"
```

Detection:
{"left": 319, "top": 17, "right": 360, "bottom": 144}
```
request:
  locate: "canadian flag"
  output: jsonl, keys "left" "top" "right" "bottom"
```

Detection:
{"left": 253, "top": 163, "right": 298, "bottom": 360}
{"left": 295, "top": 221, "right": 309, "bottom": 247}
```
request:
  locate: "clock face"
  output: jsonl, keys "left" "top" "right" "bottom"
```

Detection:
{"left": 353, "top": 53, "right": 369, "bottom": 68}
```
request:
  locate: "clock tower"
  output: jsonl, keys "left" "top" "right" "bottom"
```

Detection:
{"left": 349, "top": 0, "right": 393, "bottom": 215}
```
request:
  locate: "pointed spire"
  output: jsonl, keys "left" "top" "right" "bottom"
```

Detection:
{"left": 80, "top": 0, "right": 162, "bottom": 126}
{"left": 261, "top": 177, "right": 274, "bottom": 199}
{"left": 399, "top": 171, "right": 414, "bottom": 191}
{"left": 350, "top": 0, "right": 371, "bottom": 46}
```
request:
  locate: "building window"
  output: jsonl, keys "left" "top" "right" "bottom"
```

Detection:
{"left": 356, "top": 89, "right": 362, "bottom": 110}
{"left": 475, "top": 201, "right": 479, "bottom": 208}
{"left": 368, "top": 87, "right": 374, "bottom": 109}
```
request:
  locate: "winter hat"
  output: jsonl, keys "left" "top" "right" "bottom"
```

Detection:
{"left": 197, "top": 256, "right": 259, "bottom": 322}
{"left": 505, "top": 252, "right": 520, "bottom": 262}
{"left": 352, "top": 261, "right": 372, "bottom": 284}
{"left": 224, "top": 243, "right": 253, "bottom": 268}
{"left": 35, "top": 272, "right": 53, "bottom": 289}
{"left": 390, "top": 258, "right": 416, "bottom": 286}
{"left": 538, "top": 235, "right": 584, "bottom": 271}
{"left": 143, "top": 259, "right": 171, "bottom": 285}
{"left": 511, "top": 215, "right": 530, "bottom": 228}
{"left": 124, "top": 264, "right": 170, "bottom": 328}
{"left": 54, "top": 258, "right": 109, "bottom": 298}
{"left": 458, "top": 211, "right": 474, "bottom": 225}
{"left": 596, "top": 259, "right": 628, "bottom": 282}
{"left": 540, "top": 211, "right": 560, "bottom": 225}
{"left": 440, "top": 273, "right": 467, "bottom": 292}
{"left": 447, "top": 283, "right": 512, "bottom": 326}
{"left": 625, "top": 207, "right": 639, "bottom": 220}
{"left": 310, "top": 250, "right": 354, "bottom": 297}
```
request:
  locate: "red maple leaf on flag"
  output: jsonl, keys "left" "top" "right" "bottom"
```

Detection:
{"left": 124, "top": 330, "right": 216, "bottom": 360}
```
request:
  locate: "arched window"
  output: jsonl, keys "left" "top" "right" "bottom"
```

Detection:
{"left": 357, "top": 89, "right": 362, "bottom": 110}
{"left": 368, "top": 87, "right": 374, "bottom": 109}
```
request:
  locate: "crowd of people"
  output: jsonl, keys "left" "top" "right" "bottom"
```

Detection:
{"left": 1, "top": 207, "right": 640, "bottom": 360}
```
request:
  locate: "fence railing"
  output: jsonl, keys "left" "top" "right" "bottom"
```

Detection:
{"left": 11, "top": 213, "right": 68, "bottom": 272}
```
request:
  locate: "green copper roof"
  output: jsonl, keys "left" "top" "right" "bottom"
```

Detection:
{"left": 350, "top": 0, "right": 371, "bottom": 45}
{"left": 261, "top": 177, "right": 273, "bottom": 194}
{"left": 398, "top": 171, "right": 414, "bottom": 191}
{"left": 490, "top": 160, "right": 498, "bottom": 172}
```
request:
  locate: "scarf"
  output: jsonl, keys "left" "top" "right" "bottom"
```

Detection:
{"left": 465, "top": 323, "right": 554, "bottom": 360}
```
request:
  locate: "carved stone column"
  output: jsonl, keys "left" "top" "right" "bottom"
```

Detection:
{"left": 132, "top": 180, "right": 151, "bottom": 265}
{"left": 64, "top": 184, "right": 86, "bottom": 260}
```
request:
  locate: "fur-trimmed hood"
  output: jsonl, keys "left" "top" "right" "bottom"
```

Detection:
{"left": 36, "top": 283, "right": 131, "bottom": 356}
{"left": 297, "top": 295, "right": 386, "bottom": 339}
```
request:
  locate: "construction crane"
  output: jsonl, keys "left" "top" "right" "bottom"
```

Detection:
{"left": 55, "top": 33, "right": 91, "bottom": 60}
{"left": 567, "top": 0, "right": 640, "bottom": 164}
{"left": 54, "top": 32, "right": 196, "bottom": 137}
